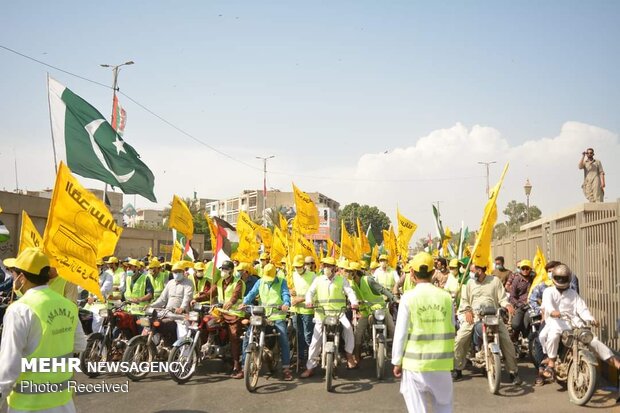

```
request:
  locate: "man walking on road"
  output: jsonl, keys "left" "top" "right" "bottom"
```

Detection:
{"left": 392, "top": 252, "right": 455, "bottom": 413}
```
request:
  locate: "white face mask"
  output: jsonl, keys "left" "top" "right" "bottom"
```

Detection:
{"left": 450, "top": 269, "right": 458, "bottom": 275}
{"left": 324, "top": 267, "right": 333, "bottom": 277}
{"left": 295, "top": 267, "right": 305, "bottom": 275}
{"left": 221, "top": 270, "right": 232, "bottom": 280}
{"left": 469, "top": 271, "right": 476, "bottom": 280}
{"left": 547, "top": 271, "right": 553, "bottom": 280}
{"left": 173, "top": 272, "right": 184, "bottom": 281}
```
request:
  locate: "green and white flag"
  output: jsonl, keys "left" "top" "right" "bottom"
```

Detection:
{"left": 48, "top": 76, "right": 156, "bottom": 202}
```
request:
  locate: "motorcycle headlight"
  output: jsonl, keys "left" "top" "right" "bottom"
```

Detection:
{"left": 373, "top": 309, "right": 386, "bottom": 321}
{"left": 250, "top": 315, "right": 264, "bottom": 326}
{"left": 98, "top": 308, "right": 108, "bottom": 317}
{"left": 324, "top": 316, "right": 338, "bottom": 326}
{"left": 138, "top": 317, "right": 150, "bottom": 327}
{"left": 484, "top": 315, "right": 499, "bottom": 326}
{"left": 561, "top": 330, "right": 573, "bottom": 347}
{"left": 188, "top": 311, "right": 200, "bottom": 322}
{"left": 578, "top": 330, "right": 594, "bottom": 345}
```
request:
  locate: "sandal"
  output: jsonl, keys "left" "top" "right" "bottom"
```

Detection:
{"left": 541, "top": 366, "right": 555, "bottom": 380}
{"left": 534, "top": 376, "right": 545, "bottom": 386}
{"left": 282, "top": 369, "right": 293, "bottom": 381}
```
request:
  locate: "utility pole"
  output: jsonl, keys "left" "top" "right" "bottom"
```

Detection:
{"left": 256, "top": 155, "right": 275, "bottom": 221}
{"left": 100, "top": 60, "right": 134, "bottom": 203}
{"left": 477, "top": 161, "right": 497, "bottom": 197}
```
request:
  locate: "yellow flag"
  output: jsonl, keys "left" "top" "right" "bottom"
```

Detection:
{"left": 168, "top": 195, "right": 194, "bottom": 240}
{"left": 279, "top": 212, "right": 288, "bottom": 234}
{"left": 397, "top": 209, "right": 417, "bottom": 261}
{"left": 270, "top": 226, "right": 288, "bottom": 265}
{"left": 327, "top": 237, "right": 341, "bottom": 258}
{"left": 292, "top": 229, "right": 318, "bottom": 264}
{"left": 442, "top": 227, "right": 452, "bottom": 256}
{"left": 0, "top": 204, "right": 3, "bottom": 214}
{"left": 292, "top": 183, "right": 319, "bottom": 235}
{"left": 258, "top": 225, "right": 273, "bottom": 250}
{"left": 43, "top": 162, "right": 122, "bottom": 300}
{"left": 19, "top": 211, "right": 43, "bottom": 254}
{"left": 204, "top": 213, "right": 218, "bottom": 250}
{"left": 340, "top": 220, "right": 359, "bottom": 261}
{"left": 357, "top": 218, "right": 371, "bottom": 255}
{"left": 171, "top": 240, "right": 183, "bottom": 263}
{"left": 371, "top": 244, "right": 379, "bottom": 263}
{"left": 529, "top": 246, "right": 548, "bottom": 296}
{"left": 383, "top": 226, "right": 399, "bottom": 268}
{"left": 471, "top": 163, "right": 509, "bottom": 271}
{"left": 236, "top": 212, "right": 259, "bottom": 262}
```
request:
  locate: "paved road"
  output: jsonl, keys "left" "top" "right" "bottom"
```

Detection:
{"left": 62, "top": 358, "right": 620, "bottom": 413}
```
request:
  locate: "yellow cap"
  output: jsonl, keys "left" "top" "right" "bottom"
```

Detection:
{"left": 321, "top": 257, "right": 336, "bottom": 266}
{"left": 369, "top": 261, "right": 379, "bottom": 270}
{"left": 449, "top": 258, "right": 459, "bottom": 268}
{"left": 105, "top": 256, "right": 119, "bottom": 264}
{"left": 171, "top": 262, "right": 185, "bottom": 272}
{"left": 293, "top": 254, "right": 304, "bottom": 267}
{"left": 14, "top": 247, "right": 50, "bottom": 276}
{"left": 236, "top": 262, "right": 250, "bottom": 273}
{"left": 194, "top": 262, "right": 205, "bottom": 271}
{"left": 519, "top": 259, "right": 533, "bottom": 269}
{"left": 348, "top": 262, "right": 362, "bottom": 271}
{"left": 262, "top": 263, "right": 277, "bottom": 281}
{"left": 280, "top": 257, "right": 287, "bottom": 264}
{"left": 259, "top": 252, "right": 269, "bottom": 260}
{"left": 3, "top": 257, "right": 16, "bottom": 268}
{"left": 410, "top": 252, "right": 434, "bottom": 273}
{"left": 378, "top": 254, "right": 388, "bottom": 261}
{"left": 96, "top": 259, "right": 104, "bottom": 266}
{"left": 148, "top": 258, "right": 162, "bottom": 269}
{"left": 128, "top": 258, "right": 141, "bottom": 267}
{"left": 360, "top": 261, "right": 368, "bottom": 270}
{"left": 403, "top": 263, "right": 411, "bottom": 272}
{"left": 337, "top": 258, "right": 349, "bottom": 269}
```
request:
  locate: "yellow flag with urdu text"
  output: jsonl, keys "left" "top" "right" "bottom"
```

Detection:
{"left": 168, "top": 195, "right": 194, "bottom": 240}
{"left": 292, "top": 229, "right": 318, "bottom": 264}
{"left": 236, "top": 211, "right": 259, "bottom": 263}
{"left": 529, "top": 246, "right": 548, "bottom": 296}
{"left": 340, "top": 220, "right": 359, "bottom": 261}
{"left": 471, "top": 163, "right": 509, "bottom": 271}
{"left": 292, "top": 183, "right": 319, "bottom": 235}
{"left": 383, "top": 226, "right": 399, "bottom": 268}
{"left": 43, "top": 162, "right": 122, "bottom": 300}
{"left": 258, "top": 225, "right": 273, "bottom": 250}
{"left": 357, "top": 218, "right": 371, "bottom": 255}
{"left": 204, "top": 213, "right": 218, "bottom": 250}
{"left": 397, "top": 209, "right": 417, "bottom": 261}
{"left": 371, "top": 244, "right": 379, "bottom": 263}
{"left": 270, "top": 226, "right": 288, "bottom": 265}
{"left": 171, "top": 240, "right": 183, "bottom": 263}
{"left": 19, "top": 211, "right": 43, "bottom": 254}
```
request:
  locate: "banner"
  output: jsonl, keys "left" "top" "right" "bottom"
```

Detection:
{"left": 19, "top": 211, "right": 43, "bottom": 254}
{"left": 235, "top": 212, "right": 259, "bottom": 262}
{"left": 43, "top": 162, "right": 122, "bottom": 300}
{"left": 382, "top": 226, "right": 398, "bottom": 268}
{"left": 204, "top": 213, "right": 218, "bottom": 251}
{"left": 258, "top": 225, "right": 273, "bottom": 250}
{"left": 292, "top": 183, "right": 319, "bottom": 235}
{"left": 168, "top": 195, "right": 194, "bottom": 240}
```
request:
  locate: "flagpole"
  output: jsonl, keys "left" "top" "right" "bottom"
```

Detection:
{"left": 46, "top": 73, "right": 59, "bottom": 174}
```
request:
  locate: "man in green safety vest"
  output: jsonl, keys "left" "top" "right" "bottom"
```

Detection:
{"left": 240, "top": 263, "right": 293, "bottom": 381}
{"left": 300, "top": 257, "right": 359, "bottom": 378}
{"left": 189, "top": 262, "right": 211, "bottom": 304}
{"left": 105, "top": 256, "right": 126, "bottom": 301}
{"left": 392, "top": 252, "right": 455, "bottom": 413}
{"left": 374, "top": 254, "right": 399, "bottom": 297}
{"left": 289, "top": 254, "right": 316, "bottom": 369}
{"left": 348, "top": 261, "right": 396, "bottom": 363}
{"left": 124, "top": 259, "right": 154, "bottom": 315}
{"left": 0, "top": 247, "right": 86, "bottom": 412}
{"left": 254, "top": 252, "right": 270, "bottom": 277}
{"left": 147, "top": 258, "right": 169, "bottom": 301}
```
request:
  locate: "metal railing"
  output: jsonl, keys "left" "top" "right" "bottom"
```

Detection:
{"left": 493, "top": 201, "right": 620, "bottom": 351}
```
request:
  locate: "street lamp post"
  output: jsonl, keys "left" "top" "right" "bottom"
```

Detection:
{"left": 524, "top": 178, "right": 532, "bottom": 223}
{"left": 256, "top": 155, "right": 275, "bottom": 222}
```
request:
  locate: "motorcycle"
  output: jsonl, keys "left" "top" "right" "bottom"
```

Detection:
{"left": 314, "top": 306, "right": 349, "bottom": 392}
{"left": 527, "top": 306, "right": 543, "bottom": 365}
{"left": 548, "top": 316, "right": 598, "bottom": 406}
{"left": 358, "top": 301, "right": 388, "bottom": 380}
{"left": 79, "top": 301, "right": 138, "bottom": 378}
{"left": 242, "top": 305, "right": 283, "bottom": 392}
{"left": 122, "top": 307, "right": 186, "bottom": 381}
{"left": 77, "top": 298, "right": 94, "bottom": 336}
{"left": 168, "top": 304, "right": 233, "bottom": 384}
{"left": 467, "top": 306, "right": 503, "bottom": 395}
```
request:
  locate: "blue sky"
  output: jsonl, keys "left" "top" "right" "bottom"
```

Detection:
{"left": 1, "top": 1, "right": 619, "bottom": 235}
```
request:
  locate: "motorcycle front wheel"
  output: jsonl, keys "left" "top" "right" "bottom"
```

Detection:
{"left": 244, "top": 345, "right": 261, "bottom": 392}
{"left": 80, "top": 334, "right": 106, "bottom": 378}
{"left": 568, "top": 356, "right": 597, "bottom": 405}
{"left": 376, "top": 340, "right": 386, "bottom": 380}
{"left": 487, "top": 351, "right": 501, "bottom": 394}
{"left": 168, "top": 342, "right": 198, "bottom": 384}
{"left": 123, "top": 336, "right": 152, "bottom": 381}
{"left": 325, "top": 352, "right": 334, "bottom": 392}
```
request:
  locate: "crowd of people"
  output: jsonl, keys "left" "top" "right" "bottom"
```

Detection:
{"left": 0, "top": 247, "right": 619, "bottom": 413}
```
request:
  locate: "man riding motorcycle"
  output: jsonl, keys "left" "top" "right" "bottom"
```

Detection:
{"left": 452, "top": 257, "right": 522, "bottom": 385}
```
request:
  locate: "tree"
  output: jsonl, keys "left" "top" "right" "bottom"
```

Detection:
{"left": 339, "top": 203, "right": 391, "bottom": 244}
{"left": 493, "top": 200, "right": 542, "bottom": 239}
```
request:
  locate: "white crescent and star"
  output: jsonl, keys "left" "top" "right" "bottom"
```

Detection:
{"left": 84, "top": 119, "right": 135, "bottom": 184}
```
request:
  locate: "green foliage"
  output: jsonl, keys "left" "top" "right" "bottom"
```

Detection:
{"left": 163, "top": 197, "right": 211, "bottom": 246}
{"left": 493, "top": 200, "right": 542, "bottom": 239}
{"left": 339, "top": 203, "right": 391, "bottom": 244}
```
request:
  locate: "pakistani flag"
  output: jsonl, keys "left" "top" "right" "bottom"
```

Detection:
{"left": 48, "top": 76, "right": 156, "bottom": 202}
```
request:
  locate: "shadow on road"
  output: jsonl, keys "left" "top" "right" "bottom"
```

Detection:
{"left": 331, "top": 382, "right": 373, "bottom": 394}
{"left": 254, "top": 382, "right": 298, "bottom": 394}
{"left": 153, "top": 410, "right": 208, "bottom": 413}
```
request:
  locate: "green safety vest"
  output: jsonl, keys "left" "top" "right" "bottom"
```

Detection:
{"left": 254, "top": 263, "right": 263, "bottom": 277}
{"left": 292, "top": 270, "right": 315, "bottom": 315}
{"left": 402, "top": 283, "right": 455, "bottom": 372}
{"left": 375, "top": 268, "right": 396, "bottom": 290}
{"left": 149, "top": 272, "right": 168, "bottom": 300}
{"left": 359, "top": 276, "right": 386, "bottom": 310}
{"left": 189, "top": 274, "right": 209, "bottom": 303}
{"left": 125, "top": 273, "right": 149, "bottom": 315}
{"left": 403, "top": 273, "right": 416, "bottom": 292}
{"left": 217, "top": 279, "right": 246, "bottom": 317}
{"left": 258, "top": 278, "right": 286, "bottom": 321}
{"left": 110, "top": 267, "right": 125, "bottom": 300}
{"left": 315, "top": 275, "right": 346, "bottom": 320}
{"left": 350, "top": 282, "right": 369, "bottom": 317}
{"left": 8, "top": 288, "right": 77, "bottom": 410}
{"left": 48, "top": 276, "right": 67, "bottom": 297}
